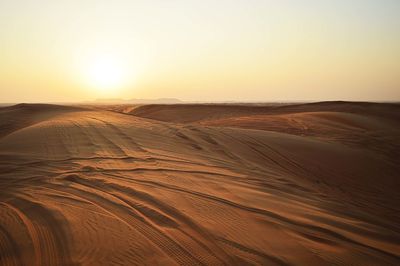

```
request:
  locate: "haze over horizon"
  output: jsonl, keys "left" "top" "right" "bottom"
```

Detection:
{"left": 1, "top": 0, "right": 400, "bottom": 103}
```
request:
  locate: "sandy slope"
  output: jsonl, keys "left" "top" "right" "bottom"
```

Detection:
{"left": 0, "top": 102, "right": 399, "bottom": 265}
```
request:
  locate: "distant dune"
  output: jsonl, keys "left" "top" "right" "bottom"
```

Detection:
{"left": 128, "top": 101, "right": 400, "bottom": 122}
{"left": 0, "top": 102, "right": 399, "bottom": 265}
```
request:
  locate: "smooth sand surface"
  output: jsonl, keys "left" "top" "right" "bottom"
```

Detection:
{"left": 0, "top": 102, "right": 399, "bottom": 265}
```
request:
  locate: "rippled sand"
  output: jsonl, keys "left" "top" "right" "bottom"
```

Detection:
{"left": 0, "top": 102, "right": 399, "bottom": 265}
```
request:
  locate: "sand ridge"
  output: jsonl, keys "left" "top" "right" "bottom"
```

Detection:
{"left": 0, "top": 102, "right": 399, "bottom": 265}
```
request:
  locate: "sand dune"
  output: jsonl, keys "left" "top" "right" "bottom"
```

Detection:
{"left": 0, "top": 102, "right": 399, "bottom": 265}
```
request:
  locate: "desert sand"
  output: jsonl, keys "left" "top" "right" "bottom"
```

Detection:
{"left": 0, "top": 102, "right": 399, "bottom": 265}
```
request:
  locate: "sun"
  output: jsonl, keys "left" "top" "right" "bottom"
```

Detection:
{"left": 84, "top": 54, "right": 126, "bottom": 94}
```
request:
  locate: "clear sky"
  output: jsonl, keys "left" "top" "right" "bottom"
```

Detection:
{"left": 1, "top": 0, "right": 399, "bottom": 102}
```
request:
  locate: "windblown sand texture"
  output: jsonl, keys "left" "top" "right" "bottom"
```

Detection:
{"left": 0, "top": 102, "right": 399, "bottom": 265}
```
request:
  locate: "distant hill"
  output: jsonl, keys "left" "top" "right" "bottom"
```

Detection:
{"left": 92, "top": 98, "right": 183, "bottom": 104}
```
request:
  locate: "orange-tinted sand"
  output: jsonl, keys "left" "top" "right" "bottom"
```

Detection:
{"left": 0, "top": 102, "right": 399, "bottom": 265}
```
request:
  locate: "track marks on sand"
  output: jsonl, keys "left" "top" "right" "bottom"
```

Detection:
{"left": 55, "top": 173, "right": 233, "bottom": 265}
{"left": 0, "top": 106, "right": 399, "bottom": 265}
{"left": 0, "top": 198, "right": 73, "bottom": 266}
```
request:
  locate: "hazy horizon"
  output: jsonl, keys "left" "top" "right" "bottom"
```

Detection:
{"left": 1, "top": 0, "right": 400, "bottom": 102}
{"left": 1, "top": 98, "right": 400, "bottom": 105}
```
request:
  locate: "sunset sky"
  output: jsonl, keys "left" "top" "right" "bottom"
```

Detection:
{"left": 1, "top": 0, "right": 399, "bottom": 102}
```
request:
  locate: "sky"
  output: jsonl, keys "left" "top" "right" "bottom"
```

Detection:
{"left": 0, "top": 0, "right": 399, "bottom": 102}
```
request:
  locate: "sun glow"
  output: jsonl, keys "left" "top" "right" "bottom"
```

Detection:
{"left": 83, "top": 54, "right": 127, "bottom": 94}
